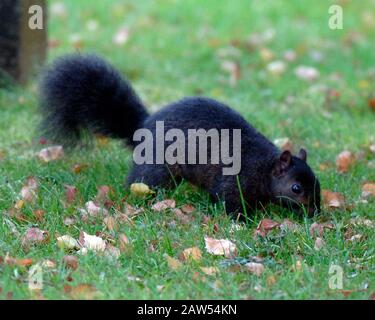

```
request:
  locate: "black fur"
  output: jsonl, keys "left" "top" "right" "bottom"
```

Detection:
{"left": 39, "top": 54, "right": 321, "bottom": 217}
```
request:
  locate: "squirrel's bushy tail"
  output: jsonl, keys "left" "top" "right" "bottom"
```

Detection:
{"left": 39, "top": 54, "right": 148, "bottom": 146}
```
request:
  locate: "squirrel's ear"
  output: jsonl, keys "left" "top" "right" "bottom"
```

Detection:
{"left": 297, "top": 148, "right": 307, "bottom": 162}
{"left": 273, "top": 150, "right": 292, "bottom": 176}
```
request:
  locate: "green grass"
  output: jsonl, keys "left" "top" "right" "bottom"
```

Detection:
{"left": 0, "top": 0, "right": 375, "bottom": 299}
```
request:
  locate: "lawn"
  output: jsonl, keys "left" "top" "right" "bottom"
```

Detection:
{"left": 0, "top": 0, "right": 374, "bottom": 299}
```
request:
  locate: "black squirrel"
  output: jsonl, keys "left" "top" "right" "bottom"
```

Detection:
{"left": 39, "top": 54, "right": 321, "bottom": 217}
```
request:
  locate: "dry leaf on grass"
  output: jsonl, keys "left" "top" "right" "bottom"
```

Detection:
{"left": 295, "top": 65, "right": 319, "bottom": 81}
{"left": 71, "top": 163, "right": 88, "bottom": 174}
{"left": 220, "top": 60, "right": 241, "bottom": 86}
{"left": 152, "top": 199, "right": 176, "bottom": 212}
{"left": 180, "top": 204, "right": 196, "bottom": 213}
{"left": 20, "top": 177, "right": 38, "bottom": 202}
{"left": 95, "top": 185, "right": 112, "bottom": 204}
{"left": 253, "top": 218, "right": 280, "bottom": 238}
{"left": 181, "top": 247, "right": 202, "bottom": 262}
{"left": 200, "top": 267, "right": 219, "bottom": 275}
{"left": 130, "top": 183, "right": 155, "bottom": 197}
{"left": 37, "top": 145, "right": 64, "bottom": 162}
{"left": 309, "top": 222, "right": 334, "bottom": 237}
{"left": 103, "top": 216, "right": 118, "bottom": 231}
{"left": 3, "top": 253, "right": 33, "bottom": 267}
{"left": 65, "top": 284, "right": 100, "bottom": 300}
{"left": 204, "top": 237, "right": 237, "bottom": 258}
{"left": 361, "top": 182, "right": 375, "bottom": 199}
{"left": 22, "top": 227, "right": 49, "bottom": 248}
{"left": 164, "top": 254, "right": 183, "bottom": 271}
{"left": 245, "top": 262, "right": 265, "bottom": 276}
{"left": 113, "top": 27, "right": 130, "bottom": 46}
{"left": 322, "top": 190, "right": 346, "bottom": 209}
{"left": 63, "top": 255, "right": 78, "bottom": 270}
{"left": 79, "top": 201, "right": 109, "bottom": 218}
{"left": 336, "top": 150, "right": 355, "bottom": 173}
{"left": 173, "top": 208, "right": 191, "bottom": 224}
{"left": 118, "top": 234, "right": 130, "bottom": 252}
{"left": 64, "top": 185, "right": 78, "bottom": 205}
{"left": 57, "top": 235, "right": 79, "bottom": 250}
{"left": 104, "top": 244, "right": 121, "bottom": 259}
{"left": 79, "top": 232, "right": 106, "bottom": 252}
{"left": 349, "top": 217, "right": 375, "bottom": 228}
{"left": 314, "top": 237, "right": 325, "bottom": 251}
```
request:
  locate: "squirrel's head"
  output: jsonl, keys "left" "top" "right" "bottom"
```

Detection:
{"left": 270, "top": 148, "right": 321, "bottom": 216}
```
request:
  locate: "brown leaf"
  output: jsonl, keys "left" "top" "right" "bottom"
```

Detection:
{"left": 152, "top": 199, "right": 176, "bottom": 212}
{"left": 63, "top": 255, "right": 78, "bottom": 270}
{"left": 79, "top": 201, "right": 109, "bottom": 218}
{"left": 336, "top": 150, "right": 355, "bottom": 173}
{"left": 245, "top": 262, "right": 265, "bottom": 276}
{"left": 33, "top": 209, "right": 45, "bottom": 222}
{"left": 95, "top": 185, "right": 112, "bottom": 204}
{"left": 180, "top": 204, "right": 196, "bottom": 214}
{"left": 181, "top": 247, "right": 202, "bottom": 262}
{"left": 164, "top": 254, "right": 182, "bottom": 271}
{"left": 66, "top": 284, "right": 100, "bottom": 300}
{"left": 254, "top": 218, "right": 280, "bottom": 238}
{"left": 204, "top": 237, "right": 237, "bottom": 258}
{"left": 71, "top": 163, "right": 88, "bottom": 174}
{"left": 173, "top": 208, "right": 191, "bottom": 224}
{"left": 200, "top": 266, "right": 219, "bottom": 275}
{"left": 220, "top": 60, "right": 241, "bottom": 86}
{"left": 20, "top": 176, "right": 38, "bottom": 202}
{"left": 103, "top": 216, "right": 118, "bottom": 231}
{"left": 37, "top": 145, "right": 64, "bottom": 162}
{"left": 64, "top": 185, "right": 78, "bottom": 205}
{"left": 4, "top": 253, "right": 33, "bottom": 267}
{"left": 361, "top": 182, "right": 375, "bottom": 199}
{"left": 79, "top": 232, "right": 106, "bottom": 252}
{"left": 314, "top": 237, "right": 325, "bottom": 250}
{"left": 118, "top": 234, "right": 130, "bottom": 252}
{"left": 309, "top": 222, "right": 334, "bottom": 237}
{"left": 322, "top": 190, "right": 346, "bottom": 209}
{"left": 368, "top": 98, "right": 375, "bottom": 112}
{"left": 22, "top": 227, "right": 49, "bottom": 248}
{"left": 280, "top": 219, "right": 300, "bottom": 232}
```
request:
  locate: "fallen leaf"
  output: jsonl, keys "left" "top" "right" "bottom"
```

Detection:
{"left": 349, "top": 217, "right": 375, "bottom": 227}
{"left": 164, "top": 254, "right": 182, "bottom": 271}
{"left": 66, "top": 284, "right": 100, "bottom": 300}
{"left": 314, "top": 237, "right": 325, "bottom": 250}
{"left": 118, "top": 234, "right": 131, "bottom": 252}
{"left": 22, "top": 227, "right": 49, "bottom": 248}
{"left": 336, "top": 150, "right": 355, "bottom": 173}
{"left": 254, "top": 218, "right": 280, "bottom": 238}
{"left": 245, "top": 262, "right": 265, "bottom": 276}
{"left": 33, "top": 209, "right": 45, "bottom": 222}
{"left": 63, "top": 255, "right": 78, "bottom": 270}
{"left": 152, "top": 199, "right": 176, "bottom": 212}
{"left": 280, "top": 219, "right": 300, "bottom": 232}
{"left": 180, "top": 204, "right": 196, "bottom": 214}
{"left": 103, "top": 216, "right": 118, "bottom": 231}
{"left": 79, "top": 201, "right": 109, "bottom": 218}
{"left": 220, "top": 60, "right": 241, "bottom": 86}
{"left": 361, "top": 182, "right": 375, "bottom": 199}
{"left": 20, "top": 177, "right": 38, "bottom": 202}
{"left": 104, "top": 244, "right": 121, "bottom": 259}
{"left": 37, "top": 145, "right": 64, "bottom": 162}
{"left": 4, "top": 253, "right": 33, "bottom": 267}
{"left": 368, "top": 98, "right": 375, "bottom": 112}
{"left": 295, "top": 65, "right": 319, "bottom": 81}
{"left": 181, "top": 247, "right": 202, "bottom": 262}
{"left": 322, "top": 190, "right": 346, "bottom": 209}
{"left": 173, "top": 208, "right": 191, "bottom": 224}
{"left": 130, "top": 183, "right": 155, "bottom": 197}
{"left": 113, "top": 27, "right": 130, "bottom": 45}
{"left": 267, "top": 60, "right": 286, "bottom": 75}
{"left": 79, "top": 232, "right": 106, "bottom": 252}
{"left": 309, "top": 222, "right": 334, "bottom": 237}
{"left": 204, "top": 237, "right": 237, "bottom": 258}
{"left": 64, "top": 185, "right": 78, "bottom": 205}
{"left": 200, "top": 267, "right": 219, "bottom": 275}
{"left": 95, "top": 185, "right": 112, "bottom": 204}
{"left": 57, "top": 235, "right": 79, "bottom": 250}
{"left": 71, "top": 163, "right": 88, "bottom": 174}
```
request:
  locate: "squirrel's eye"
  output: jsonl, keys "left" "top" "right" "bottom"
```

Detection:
{"left": 291, "top": 183, "right": 302, "bottom": 194}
